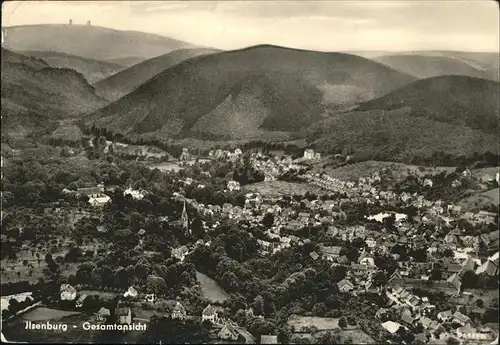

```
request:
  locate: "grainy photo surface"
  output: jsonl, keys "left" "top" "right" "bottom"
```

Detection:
{"left": 1, "top": 1, "right": 499, "bottom": 344}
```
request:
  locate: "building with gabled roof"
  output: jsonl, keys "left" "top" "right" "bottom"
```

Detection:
{"left": 124, "top": 286, "right": 138, "bottom": 298}
{"left": 452, "top": 311, "right": 471, "bottom": 326}
{"left": 218, "top": 322, "right": 239, "bottom": 340}
{"left": 115, "top": 305, "right": 132, "bottom": 325}
{"left": 476, "top": 260, "right": 498, "bottom": 276}
{"left": 337, "top": 279, "right": 354, "bottom": 292}
{"left": 171, "top": 301, "right": 187, "bottom": 320}
{"left": 60, "top": 284, "right": 77, "bottom": 301}
{"left": 202, "top": 304, "right": 219, "bottom": 323}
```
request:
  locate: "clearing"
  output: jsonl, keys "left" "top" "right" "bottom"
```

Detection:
{"left": 243, "top": 180, "right": 325, "bottom": 199}
{"left": 20, "top": 307, "right": 81, "bottom": 322}
{"left": 458, "top": 188, "right": 499, "bottom": 212}
{"left": 287, "top": 315, "right": 340, "bottom": 331}
{"left": 195, "top": 271, "right": 230, "bottom": 303}
{"left": 339, "top": 329, "right": 376, "bottom": 344}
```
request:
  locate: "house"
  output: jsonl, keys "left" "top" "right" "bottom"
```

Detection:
{"left": 320, "top": 246, "right": 342, "bottom": 260}
{"left": 124, "top": 187, "right": 145, "bottom": 200}
{"left": 375, "top": 308, "right": 389, "bottom": 319}
{"left": 96, "top": 307, "right": 111, "bottom": 322}
{"left": 116, "top": 306, "right": 132, "bottom": 325}
{"left": 227, "top": 180, "right": 241, "bottom": 192}
{"left": 202, "top": 304, "right": 219, "bottom": 323}
{"left": 171, "top": 301, "right": 187, "bottom": 320}
{"left": 337, "top": 279, "right": 354, "bottom": 292}
{"left": 452, "top": 311, "right": 471, "bottom": 326}
{"left": 260, "top": 335, "right": 278, "bottom": 344}
{"left": 448, "top": 205, "right": 462, "bottom": 214}
{"left": 60, "top": 284, "right": 77, "bottom": 301}
{"left": 123, "top": 286, "right": 138, "bottom": 298}
{"left": 172, "top": 245, "right": 189, "bottom": 261}
{"left": 137, "top": 229, "right": 146, "bottom": 236}
{"left": 75, "top": 294, "right": 88, "bottom": 308}
{"left": 437, "top": 310, "right": 453, "bottom": 322}
{"left": 180, "top": 148, "right": 190, "bottom": 161}
{"left": 401, "top": 308, "right": 415, "bottom": 325}
{"left": 77, "top": 184, "right": 105, "bottom": 197}
{"left": 419, "top": 316, "right": 433, "bottom": 329}
{"left": 88, "top": 195, "right": 111, "bottom": 207}
{"left": 381, "top": 321, "right": 403, "bottom": 334}
{"left": 218, "top": 323, "right": 239, "bottom": 340}
{"left": 309, "top": 251, "right": 319, "bottom": 261}
{"left": 358, "top": 253, "right": 375, "bottom": 267}
{"left": 476, "top": 260, "right": 498, "bottom": 276}
{"left": 424, "top": 178, "right": 433, "bottom": 187}
{"left": 144, "top": 294, "right": 155, "bottom": 303}
{"left": 446, "top": 273, "right": 462, "bottom": 292}
{"left": 303, "top": 149, "right": 315, "bottom": 160}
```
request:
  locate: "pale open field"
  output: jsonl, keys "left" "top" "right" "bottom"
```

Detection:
{"left": 20, "top": 307, "right": 81, "bottom": 322}
{"left": 287, "top": 315, "right": 340, "bottom": 331}
{"left": 458, "top": 188, "right": 499, "bottom": 212}
{"left": 243, "top": 180, "right": 324, "bottom": 198}
{"left": 195, "top": 271, "right": 230, "bottom": 303}
{"left": 339, "top": 329, "right": 376, "bottom": 344}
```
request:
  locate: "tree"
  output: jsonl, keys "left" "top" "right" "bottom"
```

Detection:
{"left": 446, "top": 337, "right": 460, "bottom": 345}
{"left": 262, "top": 213, "right": 275, "bottom": 228}
{"left": 338, "top": 317, "right": 347, "bottom": 329}
{"left": 461, "top": 271, "right": 478, "bottom": 289}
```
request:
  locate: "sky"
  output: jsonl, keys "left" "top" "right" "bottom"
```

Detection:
{"left": 2, "top": 0, "right": 499, "bottom": 52}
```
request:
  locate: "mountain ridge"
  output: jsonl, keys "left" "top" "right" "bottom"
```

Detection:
{"left": 3, "top": 24, "right": 198, "bottom": 62}
{"left": 86, "top": 44, "right": 416, "bottom": 139}
{"left": 309, "top": 75, "right": 499, "bottom": 164}
{"left": 94, "top": 47, "right": 221, "bottom": 101}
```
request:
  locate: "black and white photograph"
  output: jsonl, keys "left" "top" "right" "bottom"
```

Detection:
{"left": 1, "top": 0, "right": 499, "bottom": 343}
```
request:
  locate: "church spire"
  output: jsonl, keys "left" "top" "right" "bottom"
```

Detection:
{"left": 181, "top": 200, "right": 189, "bottom": 234}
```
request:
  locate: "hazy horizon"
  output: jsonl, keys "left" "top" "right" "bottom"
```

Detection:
{"left": 2, "top": 0, "right": 499, "bottom": 53}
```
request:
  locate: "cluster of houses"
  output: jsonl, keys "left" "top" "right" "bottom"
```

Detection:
{"left": 249, "top": 153, "right": 302, "bottom": 181}
{"left": 209, "top": 148, "right": 242, "bottom": 161}
{"left": 61, "top": 183, "right": 111, "bottom": 207}
{"left": 379, "top": 285, "right": 497, "bottom": 343}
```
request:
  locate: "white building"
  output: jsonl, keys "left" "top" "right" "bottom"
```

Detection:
{"left": 303, "top": 149, "right": 315, "bottom": 160}
{"left": 124, "top": 186, "right": 146, "bottom": 200}
{"left": 202, "top": 304, "right": 219, "bottom": 323}
{"left": 123, "top": 286, "right": 138, "bottom": 298}
{"left": 60, "top": 284, "right": 77, "bottom": 301}
{"left": 227, "top": 180, "right": 241, "bottom": 192}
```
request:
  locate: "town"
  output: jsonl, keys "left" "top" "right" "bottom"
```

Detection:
{"left": 1, "top": 138, "right": 498, "bottom": 344}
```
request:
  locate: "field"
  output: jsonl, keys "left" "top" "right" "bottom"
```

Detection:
{"left": 339, "top": 329, "right": 376, "bottom": 344}
{"left": 19, "top": 306, "right": 81, "bottom": 322}
{"left": 458, "top": 188, "right": 499, "bottom": 212}
{"left": 195, "top": 271, "right": 230, "bottom": 303}
{"left": 1, "top": 247, "right": 79, "bottom": 284}
{"left": 287, "top": 315, "right": 340, "bottom": 331}
{"left": 242, "top": 180, "right": 325, "bottom": 199}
